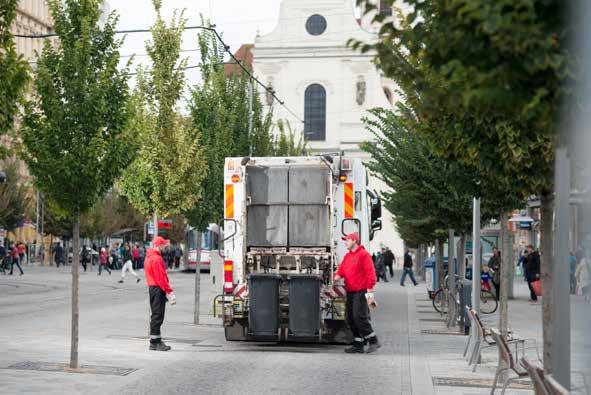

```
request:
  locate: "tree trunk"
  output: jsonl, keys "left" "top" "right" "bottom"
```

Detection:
{"left": 448, "top": 229, "right": 456, "bottom": 296}
{"left": 540, "top": 191, "right": 554, "bottom": 373}
{"left": 70, "top": 216, "right": 80, "bottom": 369}
{"left": 436, "top": 239, "right": 444, "bottom": 290}
{"left": 458, "top": 234, "right": 466, "bottom": 279}
{"left": 193, "top": 231, "right": 202, "bottom": 325}
{"left": 499, "top": 214, "right": 510, "bottom": 338}
{"left": 153, "top": 213, "right": 158, "bottom": 239}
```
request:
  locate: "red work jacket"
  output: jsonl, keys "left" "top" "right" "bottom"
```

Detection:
{"left": 144, "top": 249, "right": 173, "bottom": 294}
{"left": 335, "top": 245, "right": 377, "bottom": 292}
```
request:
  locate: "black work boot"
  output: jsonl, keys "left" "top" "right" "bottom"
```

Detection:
{"left": 149, "top": 342, "right": 171, "bottom": 351}
{"left": 366, "top": 336, "right": 381, "bottom": 353}
{"left": 344, "top": 341, "right": 365, "bottom": 354}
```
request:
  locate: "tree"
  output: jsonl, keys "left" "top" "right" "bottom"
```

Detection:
{"left": 184, "top": 22, "right": 274, "bottom": 234}
{"left": 353, "top": 0, "right": 568, "bottom": 371}
{"left": 0, "top": 0, "right": 29, "bottom": 158}
{"left": 272, "top": 119, "right": 308, "bottom": 157}
{"left": 119, "top": 2, "right": 206, "bottom": 236}
{"left": 19, "top": 0, "right": 133, "bottom": 368}
{"left": 0, "top": 160, "right": 32, "bottom": 232}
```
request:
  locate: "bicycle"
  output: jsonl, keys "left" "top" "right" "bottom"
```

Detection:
{"left": 432, "top": 277, "right": 498, "bottom": 315}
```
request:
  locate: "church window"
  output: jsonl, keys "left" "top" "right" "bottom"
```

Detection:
{"left": 304, "top": 84, "right": 326, "bottom": 141}
{"left": 306, "top": 14, "right": 327, "bottom": 36}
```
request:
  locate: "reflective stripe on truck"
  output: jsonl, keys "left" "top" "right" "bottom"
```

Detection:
{"left": 344, "top": 182, "right": 354, "bottom": 218}
{"left": 225, "top": 184, "right": 234, "bottom": 218}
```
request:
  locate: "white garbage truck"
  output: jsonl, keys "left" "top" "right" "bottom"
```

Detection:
{"left": 215, "top": 154, "right": 382, "bottom": 343}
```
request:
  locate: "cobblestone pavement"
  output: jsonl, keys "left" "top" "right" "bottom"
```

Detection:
{"left": 0, "top": 264, "right": 582, "bottom": 394}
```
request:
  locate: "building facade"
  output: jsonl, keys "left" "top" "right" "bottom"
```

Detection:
{"left": 12, "top": 0, "right": 53, "bottom": 61}
{"left": 252, "top": 0, "right": 403, "bottom": 256}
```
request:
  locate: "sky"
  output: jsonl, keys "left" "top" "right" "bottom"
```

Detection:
{"left": 110, "top": 0, "right": 283, "bottom": 92}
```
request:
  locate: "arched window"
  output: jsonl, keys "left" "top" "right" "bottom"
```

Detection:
{"left": 304, "top": 84, "right": 326, "bottom": 141}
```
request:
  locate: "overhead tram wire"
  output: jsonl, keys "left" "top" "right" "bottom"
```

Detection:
{"left": 14, "top": 24, "right": 305, "bottom": 125}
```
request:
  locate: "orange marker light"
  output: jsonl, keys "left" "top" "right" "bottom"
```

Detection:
{"left": 231, "top": 174, "right": 241, "bottom": 183}
{"left": 339, "top": 174, "right": 347, "bottom": 182}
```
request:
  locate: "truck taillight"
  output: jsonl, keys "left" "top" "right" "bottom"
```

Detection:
{"left": 224, "top": 260, "right": 234, "bottom": 294}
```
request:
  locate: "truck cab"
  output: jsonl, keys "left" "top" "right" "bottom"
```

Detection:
{"left": 217, "top": 155, "right": 382, "bottom": 343}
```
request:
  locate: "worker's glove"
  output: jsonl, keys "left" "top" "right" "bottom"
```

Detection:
{"left": 365, "top": 292, "right": 377, "bottom": 310}
{"left": 166, "top": 292, "right": 177, "bottom": 305}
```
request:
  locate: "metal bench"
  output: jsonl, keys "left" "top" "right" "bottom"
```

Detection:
{"left": 490, "top": 328, "right": 531, "bottom": 394}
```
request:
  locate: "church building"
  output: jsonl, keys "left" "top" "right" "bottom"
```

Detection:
{"left": 251, "top": 0, "right": 403, "bottom": 256}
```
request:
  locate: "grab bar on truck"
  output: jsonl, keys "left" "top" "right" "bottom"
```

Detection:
{"left": 341, "top": 218, "right": 361, "bottom": 243}
{"left": 217, "top": 218, "right": 237, "bottom": 258}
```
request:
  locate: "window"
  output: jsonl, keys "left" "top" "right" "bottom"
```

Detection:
{"left": 305, "top": 14, "right": 327, "bottom": 36}
{"left": 304, "top": 84, "right": 326, "bottom": 141}
{"left": 379, "top": 0, "right": 392, "bottom": 16}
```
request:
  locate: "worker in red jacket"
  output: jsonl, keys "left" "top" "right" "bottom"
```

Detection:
{"left": 144, "top": 236, "right": 176, "bottom": 351}
{"left": 335, "top": 232, "right": 381, "bottom": 354}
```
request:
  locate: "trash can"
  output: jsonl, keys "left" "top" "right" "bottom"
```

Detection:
{"left": 287, "top": 274, "right": 322, "bottom": 338}
{"left": 459, "top": 280, "right": 472, "bottom": 335}
{"left": 424, "top": 257, "right": 437, "bottom": 297}
{"left": 248, "top": 273, "right": 281, "bottom": 338}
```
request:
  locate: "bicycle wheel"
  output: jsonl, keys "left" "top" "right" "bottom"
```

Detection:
{"left": 480, "top": 291, "right": 498, "bottom": 314}
{"left": 432, "top": 289, "right": 447, "bottom": 314}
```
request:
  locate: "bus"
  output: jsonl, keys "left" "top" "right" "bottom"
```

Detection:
{"left": 184, "top": 224, "right": 222, "bottom": 272}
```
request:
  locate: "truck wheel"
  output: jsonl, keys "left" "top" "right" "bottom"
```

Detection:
{"left": 323, "top": 320, "right": 352, "bottom": 344}
{"left": 224, "top": 319, "right": 248, "bottom": 341}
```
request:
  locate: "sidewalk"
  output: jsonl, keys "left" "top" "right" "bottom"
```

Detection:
{"left": 406, "top": 276, "right": 543, "bottom": 395}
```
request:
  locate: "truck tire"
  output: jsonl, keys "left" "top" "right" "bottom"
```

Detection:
{"left": 322, "top": 320, "right": 352, "bottom": 344}
{"left": 224, "top": 319, "right": 248, "bottom": 341}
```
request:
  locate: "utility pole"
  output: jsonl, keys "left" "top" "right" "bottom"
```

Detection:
{"left": 247, "top": 79, "right": 254, "bottom": 156}
{"left": 472, "top": 198, "right": 481, "bottom": 315}
{"left": 552, "top": 146, "right": 570, "bottom": 389}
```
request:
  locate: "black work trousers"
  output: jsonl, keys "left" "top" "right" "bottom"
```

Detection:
{"left": 149, "top": 286, "right": 167, "bottom": 344}
{"left": 385, "top": 263, "right": 394, "bottom": 278}
{"left": 98, "top": 264, "right": 111, "bottom": 275}
{"left": 346, "top": 290, "right": 375, "bottom": 343}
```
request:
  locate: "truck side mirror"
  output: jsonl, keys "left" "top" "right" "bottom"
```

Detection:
{"left": 370, "top": 197, "right": 382, "bottom": 222}
{"left": 371, "top": 219, "right": 382, "bottom": 231}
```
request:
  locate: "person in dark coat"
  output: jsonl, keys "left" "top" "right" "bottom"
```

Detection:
{"left": 524, "top": 244, "right": 541, "bottom": 303}
{"left": 374, "top": 252, "right": 388, "bottom": 282}
{"left": 488, "top": 247, "right": 501, "bottom": 301}
{"left": 382, "top": 247, "right": 395, "bottom": 279}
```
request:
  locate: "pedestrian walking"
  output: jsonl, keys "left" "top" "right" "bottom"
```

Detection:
{"left": 80, "top": 245, "right": 90, "bottom": 272}
{"left": 374, "top": 251, "right": 388, "bottom": 282}
{"left": 132, "top": 244, "right": 140, "bottom": 270}
{"left": 139, "top": 244, "right": 146, "bottom": 269}
{"left": 334, "top": 232, "right": 380, "bottom": 354}
{"left": 9, "top": 243, "right": 24, "bottom": 275}
{"left": 144, "top": 236, "right": 176, "bottom": 351}
{"left": 524, "top": 244, "right": 541, "bottom": 304}
{"left": 488, "top": 247, "right": 501, "bottom": 301}
{"left": 118, "top": 242, "right": 140, "bottom": 284}
{"left": 98, "top": 247, "right": 111, "bottom": 276}
{"left": 400, "top": 250, "right": 417, "bottom": 286}
{"left": 17, "top": 241, "right": 26, "bottom": 265}
{"left": 111, "top": 243, "right": 120, "bottom": 270}
{"left": 174, "top": 245, "right": 182, "bottom": 269}
{"left": 382, "top": 246, "right": 395, "bottom": 279}
{"left": 53, "top": 242, "right": 64, "bottom": 267}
